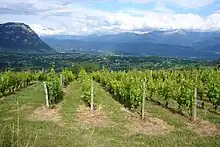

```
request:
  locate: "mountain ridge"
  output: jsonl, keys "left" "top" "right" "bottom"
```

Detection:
{"left": 0, "top": 22, "right": 56, "bottom": 54}
{"left": 42, "top": 30, "right": 220, "bottom": 46}
{"left": 41, "top": 30, "right": 220, "bottom": 59}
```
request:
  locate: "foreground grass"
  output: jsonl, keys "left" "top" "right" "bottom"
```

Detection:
{"left": 0, "top": 81, "right": 220, "bottom": 146}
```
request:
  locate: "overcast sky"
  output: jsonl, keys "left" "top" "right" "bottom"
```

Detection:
{"left": 0, "top": 0, "right": 220, "bottom": 35}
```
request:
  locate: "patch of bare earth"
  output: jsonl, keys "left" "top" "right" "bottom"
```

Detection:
{"left": 76, "top": 104, "right": 112, "bottom": 127}
{"left": 121, "top": 107, "right": 173, "bottom": 135}
{"left": 27, "top": 106, "right": 65, "bottom": 127}
{"left": 187, "top": 119, "right": 220, "bottom": 136}
{"left": 62, "top": 87, "right": 68, "bottom": 94}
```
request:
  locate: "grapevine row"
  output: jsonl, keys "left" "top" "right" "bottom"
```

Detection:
{"left": 0, "top": 68, "right": 75, "bottom": 108}
{"left": 38, "top": 68, "right": 75, "bottom": 107}
{"left": 78, "top": 68, "right": 96, "bottom": 109}
{"left": 0, "top": 70, "right": 34, "bottom": 95}
{"left": 92, "top": 68, "right": 220, "bottom": 116}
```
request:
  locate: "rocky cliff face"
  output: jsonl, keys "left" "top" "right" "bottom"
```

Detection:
{"left": 0, "top": 22, "right": 56, "bottom": 54}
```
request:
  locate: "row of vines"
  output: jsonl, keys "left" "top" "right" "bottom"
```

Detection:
{"left": 0, "top": 70, "right": 34, "bottom": 95}
{"left": 78, "top": 69, "right": 96, "bottom": 111}
{"left": 92, "top": 68, "right": 220, "bottom": 119}
{"left": 2, "top": 67, "right": 218, "bottom": 115}
{"left": 39, "top": 68, "right": 75, "bottom": 107}
{"left": 0, "top": 68, "right": 75, "bottom": 108}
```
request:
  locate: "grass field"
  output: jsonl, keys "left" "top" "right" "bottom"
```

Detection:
{"left": 1, "top": 81, "right": 220, "bottom": 147}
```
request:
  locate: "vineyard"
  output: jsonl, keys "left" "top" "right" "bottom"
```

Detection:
{"left": 78, "top": 68, "right": 96, "bottom": 111}
{"left": 0, "top": 70, "right": 34, "bottom": 96}
{"left": 37, "top": 68, "right": 75, "bottom": 107}
{"left": 1, "top": 68, "right": 220, "bottom": 118}
{"left": 1, "top": 68, "right": 220, "bottom": 146}
{"left": 93, "top": 68, "right": 220, "bottom": 120}
{"left": 0, "top": 68, "right": 75, "bottom": 107}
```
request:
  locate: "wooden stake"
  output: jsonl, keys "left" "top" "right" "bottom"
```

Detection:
{"left": 142, "top": 78, "right": 146, "bottom": 119}
{"left": 193, "top": 75, "right": 198, "bottom": 121}
{"left": 91, "top": 79, "right": 94, "bottom": 113}
{"left": 16, "top": 97, "right": 20, "bottom": 147}
{"left": 60, "top": 73, "right": 63, "bottom": 88}
{"left": 43, "top": 82, "right": 49, "bottom": 108}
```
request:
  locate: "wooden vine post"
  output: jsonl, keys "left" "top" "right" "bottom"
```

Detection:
{"left": 43, "top": 81, "right": 49, "bottom": 108}
{"left": 90, "top": 78, "right": 94, "bottom": 113}
{"left": 142, "top": 78, "right": 146, "bottom": 119}
{"left": 60, "top": 73, "right": 63, "bottom": 88}
{"left": 16, "top": 97, "right": 20, "bottom": 147}
{"left": 192, "top": 75, "right": 198, "bottom": 121}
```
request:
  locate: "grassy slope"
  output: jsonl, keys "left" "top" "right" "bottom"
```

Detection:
{"left": 0, "top": 81, "right": 220, "bottom": 147}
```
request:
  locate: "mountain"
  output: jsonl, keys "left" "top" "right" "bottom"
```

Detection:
{"left": 41, "top": 30, "right": 220, "bottom": 59}
{"left": 43, "top": 30, "right": 220, "bottom": 45}
{"left": 193, "top": 36, "right": 220, "bottom": 49}
{"left": 0, "top": 22, "right": 56, "bottom": 54}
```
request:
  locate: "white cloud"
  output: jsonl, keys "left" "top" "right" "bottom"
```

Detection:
{"left": 0, "top": 0, "right": 220, "bottom": 35}
{"left": 154, "top": 1, "right": 173, "bottom": 13}
{"left": 164, "top": 0, "right": 216, "bottom": 9}
{"left": 119, "top": 0, "right": 216, "bottom": 8}
{"left": 29, "top": 24, "right": 67, "bottom": 35}
{"left": 118, "top": 0, "right": 152, "bottom": 4}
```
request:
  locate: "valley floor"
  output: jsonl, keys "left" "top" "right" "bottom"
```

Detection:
{"left": 1, "top": 81, "right": 220, "bottom": 147}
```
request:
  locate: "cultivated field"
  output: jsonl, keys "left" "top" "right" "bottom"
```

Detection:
{"left": 1, "top": 81, "right": 220, "bottom": 147}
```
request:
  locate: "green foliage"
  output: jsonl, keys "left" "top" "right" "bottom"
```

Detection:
{"left": 92, "top": 70, "right": 143, "bottom": 109}
{"left": 46, "top": 68, "right": 62, "bottom": 105}
{"left": 207, "top": 71, "right": 220, "bottom": 110}
{"left": 61, "top": 68, "right": 75, "bottom": 86}
{"left": 158, "top": 73, "right": 176, "bottom": 107}
{"left": 36, "top": 71, "right": 48, "bottom": 81}
{"left": 0, "top": 70, "right": 33, "bottom": 95}
{"left": 71, "top": 63, "right": 99, "bottom": 76}
{"left": 93, "top": 68, "right": 220, "bottom": 115}
{"left": 78, "top": 68, "right": 96, "bottom": 107}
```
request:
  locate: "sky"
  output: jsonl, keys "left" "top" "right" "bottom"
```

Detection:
{"left": 0, "top": 0, "right": 220, "bottom": 35}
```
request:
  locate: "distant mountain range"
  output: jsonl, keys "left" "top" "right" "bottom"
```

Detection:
{"left": 0, "top": 22, "right": 56, "bottom": 54}
{"left": 0, "top": 22, "right": 219, "bottom": 58}
{"left": 41, "top": 30, "right": 220, "bottom": 58}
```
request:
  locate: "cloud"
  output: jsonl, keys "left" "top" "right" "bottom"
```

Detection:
{"left": 154, "top": 1, "right": 173, "bottom": 13}
{"left": 0, "top": 1, "right": 39, "bottom": 15}
{"left": 118, "top": 0, "right": 152, "bottom": 4}
{"left": 164, "top": 0, "right": 216, "bottom": 9}
{"left": 0, "top": 0, "right": 220, "bottom": 35}
{"left": 29, "top": 24, "right": 67, "bottom": 35}
{"left": 119, "top": 0, "right": 216, "bottom": 9}
{"left": 0, "top": 0, "right": 69, "bottom": 15}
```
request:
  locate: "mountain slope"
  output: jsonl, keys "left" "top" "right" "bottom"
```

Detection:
{"left": 42, "top": 31, "right": 220, "bottom": 59}
{"left": 0, "top": 22, "right": 56, "bottom": 54}
{"left": 44, "top": 30, "right": 220, "bottom": 46}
